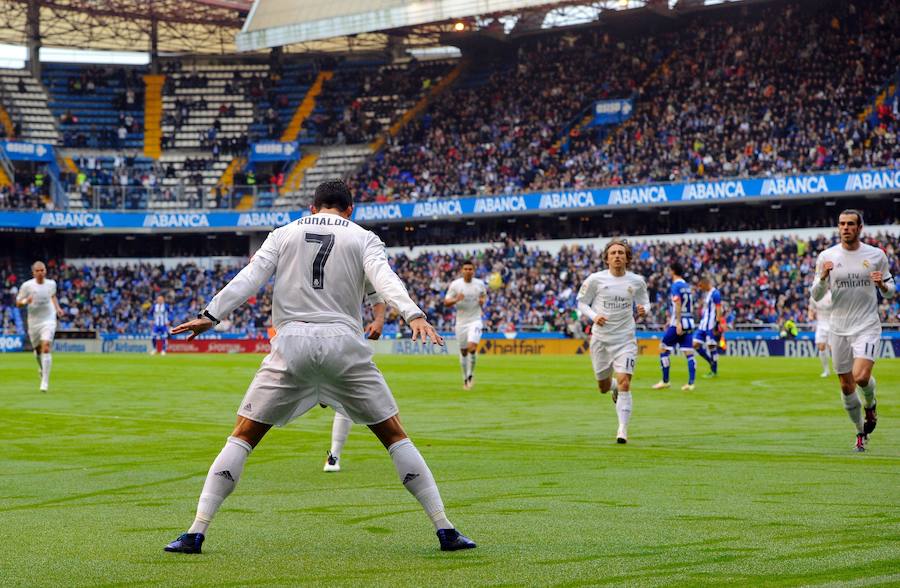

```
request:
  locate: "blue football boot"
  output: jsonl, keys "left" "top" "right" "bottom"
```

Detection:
{"left": 437, "top": 528, "right": 476, "bottom": 551}
{"left": 164, "top": 532, "right": 204, "bottom": 554}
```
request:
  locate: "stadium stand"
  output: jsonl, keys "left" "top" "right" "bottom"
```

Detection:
{"left": 44, "top": 64, "right": 146, "bottom": 150}
{"left": 0, "top": 69, "right": 59, "bottom": 144}
{"left": 349, "top": 0, "right": 900, "bottom": 202}
{"left": 3, "top": 231, "right": 897, "bottom": 337}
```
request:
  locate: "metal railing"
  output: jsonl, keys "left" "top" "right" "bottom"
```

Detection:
{"left": 66, "top": 184, "right": 281, "bottom": 211}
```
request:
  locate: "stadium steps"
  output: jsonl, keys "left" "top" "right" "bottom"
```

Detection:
{"left": 858, "top": 71, "right": 899, "bottom": 123}
{"left": 214, "top": 156, "right": 246, "bottom": 192}
{"left": 235, "top": 194, "right": 255, "bottom": 210}
{"left": 0, "top": 68, "right": 60, "bottom": 144}
{"left": 280, "top": 70, "right": 333, "bottom": 142}
{"left": 63, "top": 156, "right": 79, "bottom": 174}
{"left": 143, "top": 74, "right": 165, "bottom": 159}
{"left": 282, "top": 152, "right": 319, "bottom": 195}
{"left": 0, "top": 103, "right": 15, "bottom": 137}
{"left": 284, "top": 145, "right": 371, "bottom": 207}
{"left": 369, "top": 58, "right": 469, "bottom": 153}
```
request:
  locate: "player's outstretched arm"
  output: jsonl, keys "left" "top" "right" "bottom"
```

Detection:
{"left": 362, "top": 233, "right": 429, "bottom": 324}
{"left": 171, "top": 316, "right": 214, "bottom": 341}
{"left": 204, "top": 234, "right": 278, "bottom": 322}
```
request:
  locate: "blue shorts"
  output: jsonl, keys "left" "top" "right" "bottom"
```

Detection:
{"left": 662, "top": 326, "right": 693, "bottom": 350}
{"left": 692, "top": 329, "right": 715, "bottom": 346}
{"left": 152, "top": 325, "right": 168, "bottom": 338}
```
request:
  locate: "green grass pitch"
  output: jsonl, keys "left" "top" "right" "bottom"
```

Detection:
{"left": 1, "top": 353, "right": 899, "bottom": 587}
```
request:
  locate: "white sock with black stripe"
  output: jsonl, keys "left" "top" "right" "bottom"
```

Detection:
{"left": 188, "top": 436, "right": 253, "bottom": 535}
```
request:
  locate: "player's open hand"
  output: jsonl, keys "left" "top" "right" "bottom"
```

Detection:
{"left": 820, "top": 261, "right": 834, "bottom": 279}
{"left": 171, "top": 316, "right": 214, "bottom": 341}
{"left": 870, "top": 271, "right": 884, "bottom": 288}
{"left": 56, "top": 307, "right": 65, "bottom": 318}
{"left": 365, "top": 320, "right": 383, "bottom": 340}
{"left": 676, "top": 324, "right": 684, "bottom": 336}
{"left": 636, "top": 306, "right": 647, "bottom": 319}
{"left": 409, "top": 317, "right": 444, "bottom": 346}
{"left": 594, "top": 315, "right": 608, "bottom": 326}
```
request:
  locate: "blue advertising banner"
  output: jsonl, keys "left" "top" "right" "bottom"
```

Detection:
{"left": 249, "top": 141, "right": 300, "bottom": 162}
{"left": 0, "top": 140, "right": 56, "bottom": 162}
{"left": 591, "top": 99, "right": 633, "bottom": 125}
{"left": 0, "top": 168, "right": 897, "bottom": 230}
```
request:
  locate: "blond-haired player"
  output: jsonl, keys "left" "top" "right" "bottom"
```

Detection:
{"left": 576, "top": 239, "right": 650, "bottom": 443}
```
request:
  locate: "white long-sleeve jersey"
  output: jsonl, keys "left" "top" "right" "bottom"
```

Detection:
{"left": 810, "top": 242, "right": 895, "bottom": 336}
{"left": 205, "top": 213, "right": 423, "bottom": 333}
{"left": 577, "top": 270, "right": 650, "bottom": 344}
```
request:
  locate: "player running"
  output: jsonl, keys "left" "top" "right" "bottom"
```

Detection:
{"left": 576, "top": 238, "right": 650, "bottom": 444}
{"left": 653, "top": 262, "right": 697, "bottom": 391}
{"left": 323, "top": 282, "right": 386, "bottom": 473}
{"left": 692, "top": 276, "right": 722, "bottom": 378}
{"left": 808, "top": 290, "right": 833, "bottom": 378}
{"left": 151, "top": 295, "right": 170, "bottom": 355}
{"left": 165, "top": 180, "right": 475, "bottom": 553}
{"left": 811, "top": 210, "right": 894, "bottom": 452}
{"left": 444, "top": 260, "right": 487, "bottom": 390}
{"left": 16, "top": 261, "right": 64, "bottom": 392}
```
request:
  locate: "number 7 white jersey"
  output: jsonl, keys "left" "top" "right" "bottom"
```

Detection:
{"left": 205, "top": 213, "right": 424, "bottom": 333}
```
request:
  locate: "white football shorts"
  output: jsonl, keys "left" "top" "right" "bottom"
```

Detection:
{"left": 589, "top": 337, "right": 638, "bottom": 381}
{"left": 28, "top": 320, "right": 56, "bottom": 347}
{"left": 814, "top": 320, "right": 830, "bottom": 345}
{"left": 456, "top": 320, "right": 483, "bottom": 349}
{"left": 237, "top": 322, "right": 398, "bottom": 427}
{"left": 829, "top": 328, "right": 881, "bottom": 375}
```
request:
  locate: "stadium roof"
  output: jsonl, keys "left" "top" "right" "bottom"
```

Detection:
{"left": 0, "top": 0, "right": 253, "bottom": 55}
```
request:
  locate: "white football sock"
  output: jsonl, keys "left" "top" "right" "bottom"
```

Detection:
{"left": 466, "top": 353, "right": 476, "bottom": 379}
{"left": 188, "top": 436, "right": 253, "bottom": 535}
{"left": 330, "top": 412, "right": 353, "bottom": 458}
{"left": 388, "top": 438, "right": 452, "bottom": 530}
{"left": 842, "top": 392, "right": 864, "bottom": 435}
{"left": 459, "top": 352, "right": 467, "bottom": 379}
{"left": 616, "top": 391, "right": 632, "bottom": 430}
{"left": 818, "top": 349, "right": 830, "bottom": 373}
{"left": 35, "top": 351, "right": 42, "bottom": 374}
{"left": 859, "top": 376, "right": 876, "bottom": 409}
{"left": 610, "top": 378, "right": 618, "bottom": 394}
{"left": 40, "top": 353, "right": 52, "bottom": 386}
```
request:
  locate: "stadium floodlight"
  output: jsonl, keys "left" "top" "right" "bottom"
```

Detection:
{"left": 453, "top": 21, "right": 467, "bottom": 31}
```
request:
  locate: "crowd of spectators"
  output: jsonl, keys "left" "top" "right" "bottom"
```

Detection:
{"left": 59, "top": 66, "right": 144, "bottom": 149}
{"left": 3, "top": 232, "right": 897, "bottom": 337}
{"left": 349, "top": 0, "right": 900, "bottom": 203}
{"left": 307, "top": 59, "right": 456, "bottom": 145}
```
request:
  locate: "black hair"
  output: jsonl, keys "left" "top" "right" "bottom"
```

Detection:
{"left": 461, "top": 259, "right": 475, "bottom": 267}
{"left": 313, "top": 179, "right": 353, "bottom": 211}
{"left": 670, "top": 261, "right": 685, "bottom": 277}
{"left": 839, "top": 209, "right": 864, "bottom": 225}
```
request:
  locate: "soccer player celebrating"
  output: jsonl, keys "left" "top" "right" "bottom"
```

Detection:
{"left": 811, "top": 210, "right": 894, "bottom": 452}
{"left": 692, "top": 276, "right": 722, "bottom": 378}
{"left": 324, "top": 283, "right": 386, "bottom": 473}
{"left": 151, "top": 295, "right": 170, "bottom": 355}
{"left": 166, "top": 180, "right": 475, "bottom": 553}
{"left": 16, "top": 261, "right": 64, "bottom": 392}
{"left": 808, "top": 291, "right": 833, "bottom": 377}
{"left": 576, "top": 238, "right": 650, "bottom": 444}
{"left": 444, "top": 260, "right": 487, "bottom": 390}
{"left": 652, "top": 262, "right": 697, "bottom": 391}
